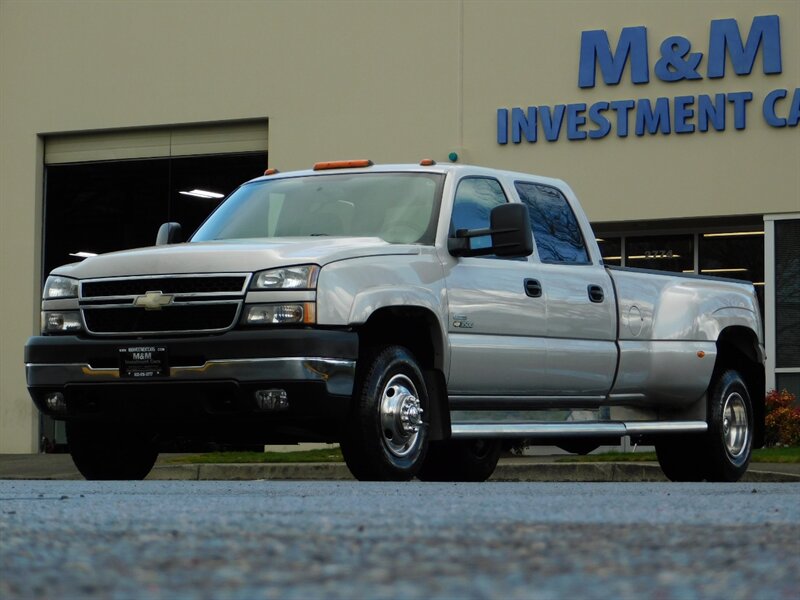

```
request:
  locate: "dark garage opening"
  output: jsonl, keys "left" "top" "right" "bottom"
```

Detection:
{"left": 43, "top": 152, "right": 267, "bottom": 281}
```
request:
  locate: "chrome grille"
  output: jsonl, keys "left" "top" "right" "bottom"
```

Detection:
{"left": 79, "top": 273, "right": 249, "bottom": 335}
{"left": 84, "top": 304, "right": 239, "bottom": 334}
{"left": 82, "top": 275, "right": 247, "bottom": 298}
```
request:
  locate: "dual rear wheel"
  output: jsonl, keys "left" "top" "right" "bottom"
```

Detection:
{"left": 656, "top": 369, "right": 753, "bottom": 482}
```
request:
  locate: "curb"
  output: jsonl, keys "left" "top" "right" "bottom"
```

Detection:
{"left": 3, "top": 455, "right": 797, "bottom": 482}
{"left": 491, "top": 462, "right": 669, "bottom": 482}
{"left": 740, "top": 469, "right": 800, "bottom": 483}
{"left": 148, "top": 463, "right": 354, "bottom": 481}
{"left": 142, "top": 462, "right": 800, "bottom": 483}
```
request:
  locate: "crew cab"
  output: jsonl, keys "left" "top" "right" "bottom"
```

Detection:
{"left": 25, "top": 160, "right": 765, "bottom": 482}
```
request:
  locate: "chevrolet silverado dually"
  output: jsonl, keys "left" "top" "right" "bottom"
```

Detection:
{"left": 26, "top": 160, "right": 765, "bottom": 482}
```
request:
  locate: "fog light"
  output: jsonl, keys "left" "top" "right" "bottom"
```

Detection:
{"left": 41, "top": 311, "right": 83, "bottom": 334}
{"left": 45, "top": 392, "right": 67, "bottom": 413}
{"left": 255, "top": 389, "right": 289, "bottom": 411}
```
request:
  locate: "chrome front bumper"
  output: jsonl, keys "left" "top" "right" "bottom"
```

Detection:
{"left": 26, "top": 357, "right": 356, "bottom": 396}
{"left": 25, "top": 329, "right": 359, "bottom": 398}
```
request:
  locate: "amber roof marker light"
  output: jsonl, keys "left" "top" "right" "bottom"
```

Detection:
{"left": 313, "top": 159, "right": 373, "bottom": 171}
{"left": 419, "top": 159, "right": 436, "bottom": 166}
{"left": 263, "top": 168, "right": 280, "bottom": 176}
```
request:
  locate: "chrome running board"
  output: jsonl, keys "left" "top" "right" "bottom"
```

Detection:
{"left": 450, "top": 421, "right": 707, "bottom": 439}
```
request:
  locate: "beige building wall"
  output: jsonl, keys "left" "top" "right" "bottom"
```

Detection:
{"left": 1, "top": 0, "right": 797, "bottom": 451}
{"left": 464, "top": 0, "right": 799, "bottom": 222}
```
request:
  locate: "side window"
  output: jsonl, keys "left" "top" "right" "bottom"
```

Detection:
{"left": 515, "top": 181, "right": 590, "bottom": 264}
{"left": 451, "top": 177, "right": 507, "bottom": 251}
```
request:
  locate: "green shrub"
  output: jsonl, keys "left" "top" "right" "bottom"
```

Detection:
{"left": 764, "top": 389, "right": 800, "bottom": 447}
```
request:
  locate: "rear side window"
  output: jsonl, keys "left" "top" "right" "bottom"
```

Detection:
{"left": 515, "top": 181, "right": 589, "bottom": 264}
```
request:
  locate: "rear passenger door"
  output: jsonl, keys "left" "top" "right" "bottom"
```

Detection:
{"left": 514, "top": 181, "right": 617, "bottom": 397}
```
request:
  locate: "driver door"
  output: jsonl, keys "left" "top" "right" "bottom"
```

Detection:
{"left": 444, "top": 176, "right": 548, "bottom": 400}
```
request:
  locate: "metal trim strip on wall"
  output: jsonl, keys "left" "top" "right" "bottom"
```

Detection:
{"left": 44, "top": 119, "right": 268, "bottom": 165}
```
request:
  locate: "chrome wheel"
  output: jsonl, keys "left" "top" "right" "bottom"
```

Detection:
{"left": 702, "top": 369, "right": 753, "bottom": 482}
{"left": 380, "top": 373, "right": 424, "bottom": 459}
{"left": 722, "top": 391, "right": 749, "bottom": 459}
{"left": 339, "top": 345, "right": 430, "bottom": 481}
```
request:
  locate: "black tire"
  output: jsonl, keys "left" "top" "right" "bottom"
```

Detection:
{"left": 417, "top": 439, "right": 502, "bottom": 482}
{"left": 656, "top": 369, "right": 753, "bottom": 483}
{"left": 655, "top": 436, "right": 707, "bottom": 482}
{"left": 67, "top": 421, "right": 159, "bottom": 480}
{"left": 703, "top": 369, "right": 753, "bottom": 482}
{"left": 340, "top": 345, "right": 430, "bottom": 481}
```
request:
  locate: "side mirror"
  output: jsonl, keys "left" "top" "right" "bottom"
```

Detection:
{"left": 156, "top": 222, "right": 183, "bottom": 246}
{"left": 448, "top": 203, "right": 533, "bottom": 258}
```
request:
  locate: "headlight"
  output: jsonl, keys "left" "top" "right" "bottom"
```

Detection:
{"left": 41, "top": 311, "right": 83, "bottom": 334}
{"left": 242, "top": 303, "right": 316, "bottom": 325}
{"left": 252, "top": 265, "right": 319, "bottom": 290}
{"left": 43, "top": 276, "right": 79, "bottom": 299}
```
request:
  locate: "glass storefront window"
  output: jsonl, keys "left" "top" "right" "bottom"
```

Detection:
{"left": 776, "top": 373, "right": 800, "bottom": 403}
{"left": 699, "top": 232, "right": 764, "bottom": 282}
{"left": 700, "top": 230, "right": 765, "bottom": 315}
{"left": 774, "top": 220, "right": 800, "bottom": 370}
{"left": 625, "top": 234, "right": 693, "bottom": 272}
{"left": 591, "top": 223, "right": 766, "bottom": 315}
{"left": 596, "top": 237, "right": 622, "bottom": 266}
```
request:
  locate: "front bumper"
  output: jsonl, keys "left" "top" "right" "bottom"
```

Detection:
{"left": 25, "top": 329, "right": 358, "bottom": 423}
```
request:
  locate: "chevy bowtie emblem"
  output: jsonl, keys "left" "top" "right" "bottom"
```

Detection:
{"left": 134, "top": 290, "right": 174, "bottom": 310}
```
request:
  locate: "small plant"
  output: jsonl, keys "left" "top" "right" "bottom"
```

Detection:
{"left": 764, "top": 389, "right": 800, "bottom": 447}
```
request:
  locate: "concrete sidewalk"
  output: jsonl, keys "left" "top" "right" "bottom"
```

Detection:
{"left": 1, "top": 453, "right": 798, "bottom": 482}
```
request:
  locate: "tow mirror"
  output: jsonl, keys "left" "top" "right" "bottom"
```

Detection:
{"left": 448, "top": 203, "right": 533, "bottom": 258}
{"left": 156, "top": 222, "right": 183, "bottom": 246}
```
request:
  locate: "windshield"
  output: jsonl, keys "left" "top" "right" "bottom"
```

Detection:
{"left": 191, "top": 172, "right": 444, "bottom": 244}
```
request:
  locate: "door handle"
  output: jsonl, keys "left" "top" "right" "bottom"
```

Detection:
{"left": 524, "top": 279, "right": 542, "bottom": 298}
{"left": 588, "top": 284, "right": 604, "bottom": 303}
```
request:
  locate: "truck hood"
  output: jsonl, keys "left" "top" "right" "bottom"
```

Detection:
{"left": 51, "top": 238, "right": 420, "bottom": 279}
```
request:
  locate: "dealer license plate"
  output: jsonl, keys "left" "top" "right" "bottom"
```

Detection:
{"left": 119, "top": 346, "right": 169, "bottom": 378}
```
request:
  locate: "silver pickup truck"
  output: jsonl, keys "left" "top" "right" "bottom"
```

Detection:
{"left": 26, "top": 161, "right": 765, "bottom": 482}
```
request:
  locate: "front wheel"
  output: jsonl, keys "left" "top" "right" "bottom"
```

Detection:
{"left": 340, "top": 345, "right": 430, "bottom": 481}
{"left": 67, "top": 421, "right": 158, "bottom": 480}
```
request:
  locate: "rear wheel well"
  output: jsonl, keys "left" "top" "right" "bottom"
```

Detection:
{"left": 355, "top": 307, "right": 449, "bottom": 440}
{"left": 715, "top": 326, "right": 765, "bottom": 447}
